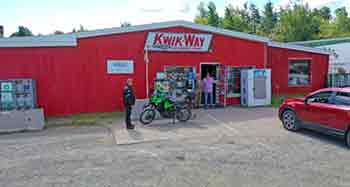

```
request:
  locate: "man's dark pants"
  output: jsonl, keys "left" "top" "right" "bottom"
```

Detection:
{"left": 125, "top": 106, "right": 132, "bottom": 127}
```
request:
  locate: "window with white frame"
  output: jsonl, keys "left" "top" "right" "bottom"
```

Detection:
{"left": 288, "top": 60, "right": 311, "bottom": 86}
{"left": 227, "top": 66, "right": 254, "bottom": 97}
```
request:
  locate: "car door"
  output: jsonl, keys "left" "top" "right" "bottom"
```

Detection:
{"left": 298, "top": 91, "right": 334, "bottom": 125}
{"left": 325, "top": 92, "right": 350, "bottom": 131}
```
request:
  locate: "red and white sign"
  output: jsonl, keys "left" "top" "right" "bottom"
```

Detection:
{"left": 145, "top": 32, "right": 212, "bottom": 52}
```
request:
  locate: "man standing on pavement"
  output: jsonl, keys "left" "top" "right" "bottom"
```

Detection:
{"left": 123, "top": 78, "right": 136, "bottom": 130}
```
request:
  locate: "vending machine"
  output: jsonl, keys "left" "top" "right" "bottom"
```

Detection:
{"left": 0, "top": 79, "right": 44, "bottom": 133}
{"left": 0, "top": 79, "right": 37, "bottom": 110}
{"left": 240, "top": 69, "right": 271, "bottom": 107}
{"left": 0, "top": 81, "right": 16, "bottom": 110}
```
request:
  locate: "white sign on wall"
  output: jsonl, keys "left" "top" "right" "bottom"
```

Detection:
{"left": 145, "top": 32, "right": 213, "bottom": 52}
{"left": 107, "top": 60, "right": 134, "bottom": 74}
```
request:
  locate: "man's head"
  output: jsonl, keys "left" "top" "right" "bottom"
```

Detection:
{"left": 127, "top": 78, "right": 133, "bottom": 86}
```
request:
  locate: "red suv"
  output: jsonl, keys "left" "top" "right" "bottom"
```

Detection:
{"left": 279, "top": 87, "right": 350, "bottom": 147}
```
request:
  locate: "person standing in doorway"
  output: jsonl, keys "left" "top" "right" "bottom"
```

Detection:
{"left": 123, "top": 79, "right": 136, "bottom": 130}
{"left": 203, "top": 72, "right": 214, "bottom": 109}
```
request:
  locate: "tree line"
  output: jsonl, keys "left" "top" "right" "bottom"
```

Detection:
{"left": 195, "top": 1, "right": 350, "bottom": 42}
{"left": 8, "top": 22, "right": 132, "bottom": 37}
{"left": 10, "top": 25, "right": 88, "bottom": 37}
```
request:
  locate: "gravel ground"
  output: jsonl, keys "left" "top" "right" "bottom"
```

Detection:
{"left": 0, "top": 107, "right": 350, "bottom": 187}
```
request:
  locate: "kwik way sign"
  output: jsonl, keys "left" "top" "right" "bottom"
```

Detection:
{"left": 145, "top": 32, "right": 213, "bottom": 52}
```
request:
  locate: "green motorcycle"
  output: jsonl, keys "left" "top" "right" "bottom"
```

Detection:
{"left": 139, "top": 92, "right": 192, "bottom": 125}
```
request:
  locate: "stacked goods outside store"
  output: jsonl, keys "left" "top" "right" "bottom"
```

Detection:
{"left": 139, "top": 67, "right": 195, "bottom": 125}
{"left": 158, "top": 66, "right": 196, "bottom": 102}
{"left": 0, "top": 79, "right": 45, "bottom": 132}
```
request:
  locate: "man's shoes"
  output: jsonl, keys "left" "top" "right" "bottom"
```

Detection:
{"left": 127, "top": 125, "right": 135, "bottom": 130}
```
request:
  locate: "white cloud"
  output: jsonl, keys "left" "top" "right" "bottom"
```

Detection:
{"left": 4, "top": 0, "right": 349, "bottom": 37}
{"left": 277, "top": 0, "right": 343, "bottom": 9}
{"left": 302, "top": 0, "right": 339, "bottom": 8}
{"left": 119, "top": 0, "right": 201, "bottom": 24}
{"left": 224, "top": 0, "right": 248, "bottom": 8}
{"left": 339, "top": 0, "right": 350, "bottom": 12}
{"left": 4, "top": 0, "right": 204, "bottom": 36}
{"left": 276, "top": 0, "right": 292, "bottom": 8}
{"left": 127, "top": 0, "right": 191, "bottom": 13}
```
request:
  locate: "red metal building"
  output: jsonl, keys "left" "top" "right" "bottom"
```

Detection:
{"left": 0, "top": 21, "right": 329, "bottom": 116}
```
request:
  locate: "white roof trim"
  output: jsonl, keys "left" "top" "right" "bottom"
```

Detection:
{"left": 176, "top": 21, "right": 270, "bottom": 43}
{"left": 77, "top": 21, "right": 187, "bottom": 38}
{"left": 0, "top": 20, "right": 270, "bottom": 48}
{"left": 268, "top": 42, "right": 330, "bottom": 55}
{"left": 76, "top": 20, "right": 270, "bottom": 43}
{"left": 289, "top": 37, "right": 350, "bottom": 45}
{"left": 0, "top": 35, "right": 77, "bottom": 47}
{"left": 0, "top": 20, "right": 331, "bottom": 56}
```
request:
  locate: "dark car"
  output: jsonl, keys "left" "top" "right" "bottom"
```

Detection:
{"left": 279, "top": 87, "right": 350, "bottom": 147}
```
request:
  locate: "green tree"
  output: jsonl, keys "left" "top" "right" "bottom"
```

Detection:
{"left": 319, "top": 7, "right": 332, "bottom": 20}
{"left": 220, "top": 5, "right": 249, "bottom": 32}
{"left": 197, "top": 2, "right": 208, "bottom": 18}
{"left": 273, "top": 4, "right": 317, "bottom": 42}
{"left": 194, "top": 2, "right": 209, "bottom": 25}
{"left": 193, "top": 1, "right": 350, "bottom": 41}
{"left": 72, "top": 25, "right": 87, "bottom": 33}
{"left": 207, "top": 1, "right": 220, "bottom": 27}
{"left": 249, "top": 3, "right": 261, "bottom": 34}
{"left": 311, "top": 6, "right": 333, "bottom": 39}
{"left": 319, "top": 20, "right": 338, "bottom": 39}
{"left": 335, "top": 7, "right": 350, "bottom": 33}
{"left": 260, "top": 1, "right": 277, "bottom": 36}
{"left": 78, "top": 25, "right": 87, "bottom": 32}
{"left": 121, "top": 22, "right": 131, "bottom": 27}
{"left": 53, "top": 30, "right": 64, "bottom": 35}
{"left": 10, "top": 26, "right": 34, "bottom": 37}
{"left": 239, "top": 3, "right": 251, "bottom": 30}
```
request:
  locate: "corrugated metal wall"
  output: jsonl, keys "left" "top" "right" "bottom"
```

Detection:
{"left": 268, "top": 47, "right": 329, "bottom": 95}
{"left": 0, "top": 26, "right": 329, "bottom": 116}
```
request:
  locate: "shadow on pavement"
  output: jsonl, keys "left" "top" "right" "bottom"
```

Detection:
{"left": 141, "top": 120, "right": 209, "bottom": 131}
{"left": 114, "top": 107, "right": 279, "bottom": 145}
{"left": 133, "top": 107, "right": 278, "bottom": 133}
{"left": 127, "top": 130, "right": 144, "bottom": 141}
{"left": 297, "top": 129, "right": 348, "bottom": 149}
{"left": 202, "top": 107, "right": 277, "bottom": 124}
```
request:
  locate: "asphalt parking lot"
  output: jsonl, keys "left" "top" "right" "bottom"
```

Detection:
{"left": 1, "top": 107, "right": 350, "bottom": 187}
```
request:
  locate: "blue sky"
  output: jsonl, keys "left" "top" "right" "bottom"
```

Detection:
{"left": 0, "top": 0, "right": 348, "bottom": 37}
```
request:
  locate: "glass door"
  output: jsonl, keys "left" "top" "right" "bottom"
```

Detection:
{"left": 217, "top": 65, "right": 228, "bottom": 107}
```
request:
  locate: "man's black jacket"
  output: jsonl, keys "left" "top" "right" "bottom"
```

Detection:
{"left": 123, "top": 85, "right": 136, "bottom": 106}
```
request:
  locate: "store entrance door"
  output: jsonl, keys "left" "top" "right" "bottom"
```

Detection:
{"left": 200, "top": 64, "right": 218, "bottom": 106}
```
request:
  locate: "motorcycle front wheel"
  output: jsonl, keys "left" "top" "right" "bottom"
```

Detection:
{"left": 139, "top": 109, "right": 156, "bottom": 125}
{"left": 176, "top": 108, "right": 192, "bottom": 122}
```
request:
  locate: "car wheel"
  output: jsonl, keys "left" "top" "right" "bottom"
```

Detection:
{"left": 282, "top": 110, "right": 300, "bottom": 131}
{"left": 345, "top": 129, "right": 350, "bottom": 148}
